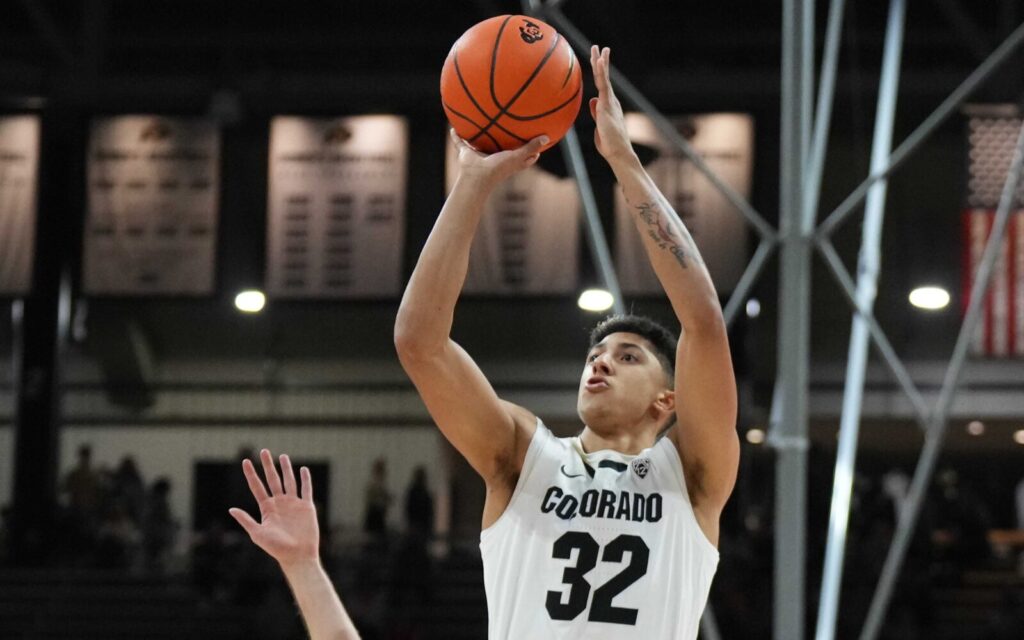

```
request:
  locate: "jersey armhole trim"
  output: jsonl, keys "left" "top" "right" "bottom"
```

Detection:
{"left": 660, "top": 437, "right": 721, "bottom": 559}
{"left": 480, "top": 416, "right": 548, "bottom": 542}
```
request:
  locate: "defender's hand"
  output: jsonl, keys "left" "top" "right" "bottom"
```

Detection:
{"left": 589, "top": 45, "right": 636, "bottom": 165}
{"left": 229, "top": 449, "right": 319, "bottom": 569}
{"left": 450, "top": 129, "right": 548, "bottom": 187}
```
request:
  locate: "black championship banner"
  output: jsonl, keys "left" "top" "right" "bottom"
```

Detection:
{"left": 0, "top": 116, "right": 41, "bottom": 295}
{"left": 614, "top": 113, "right": 754, "bottom": 295}
{"left": 267, "top": 116, "right": 408, "bottom": 299}
{"left": 445, "top": 135, "right": 579, "bottom": 295}
{"left": 83, "top": 116, "right": 220, "bottom": 295}
{"left": 963, "top": 105, "right": 1024, "bottom": 357}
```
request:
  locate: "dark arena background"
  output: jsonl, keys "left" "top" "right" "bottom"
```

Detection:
{"left": 2, "top": 1, "right": 1024, "bottom": 639}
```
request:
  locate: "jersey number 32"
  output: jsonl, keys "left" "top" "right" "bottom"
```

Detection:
{"left": 545, "top": 531, "right": 650, "bottom": 625}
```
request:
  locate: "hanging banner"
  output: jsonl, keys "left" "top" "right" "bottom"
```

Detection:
{"left": 0, "top": 116, "right": 40, "bottom": 295}
{"left": 614, "top": 112, "right": 754, "bottom": 295}
{"left": 444, "top": 135, "right": 579, "bottom": 295}
{"left": 83, "top": 116, "right": 220, "bottom": 295}
{"left": 267, "top": 116, "right": 408, "bottom": 299}
{"left": 963, "top": 105, "right": 1024, "bottom": 357}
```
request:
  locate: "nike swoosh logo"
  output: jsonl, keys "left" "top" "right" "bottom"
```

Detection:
{"left": 560, "top": 464, "right": 584, "bottom": 479}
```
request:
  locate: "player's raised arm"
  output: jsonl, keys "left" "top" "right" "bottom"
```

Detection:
{"left": 229, "top": 450, "right": 360, "bottom": 640}
{"left": 588, "top": 46, "right": 739, "bottom": 530}
{"left": 394, "top": 132, "right": 544, "bottom": 486}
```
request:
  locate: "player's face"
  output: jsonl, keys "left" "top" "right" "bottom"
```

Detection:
{"left": 577, "top": 332, "right": 671, "bottom": 430}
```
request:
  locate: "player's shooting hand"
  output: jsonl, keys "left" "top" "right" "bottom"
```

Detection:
{"left": 229, "top": 449, "right": 320, "bottom": 569}
{"left": 450, "top": 128, "right": 548, "bottom": 187}
{"left": 589, "top": 46, "right": 636, "bottom": 165}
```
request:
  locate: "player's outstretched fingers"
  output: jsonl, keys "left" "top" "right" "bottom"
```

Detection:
{"left": 300, "top": 466, "right": 314, "bottom": 503}
{"left": 241, "top": 458, "right": 270, "bottom": 503}
{"left": 280, "top": 453, "right": 297, "bottom": 496}
{"left": 517, "top": 135, "right": 548, "bottom": 166}
{"left": 228, "top": 507, "right": 260, "bottom": 539}
{"left": 260, "top": 448, "right": 285, "bottom": 496}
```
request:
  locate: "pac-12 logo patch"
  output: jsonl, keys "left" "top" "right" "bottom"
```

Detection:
{"left": 632, "top": 457, "right": 652, "bottom": 479}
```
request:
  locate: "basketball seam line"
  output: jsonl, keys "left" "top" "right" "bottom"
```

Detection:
{"left": 503, "top": 83, "right": 581, "bottom": 122}
{"left": 452, "top": 49, "right": 530, "bottom": 146}
{"left": 561, "top": 48, "right": 575, "bottom": 89}
{"left": 468, "top": 30, "right": 563, "bottom": 146}
{"left": 442, "top": 101, "right": 504, "bottom": 150}
{"left": 488, "top": 15, "right": 515, "bottom": 117}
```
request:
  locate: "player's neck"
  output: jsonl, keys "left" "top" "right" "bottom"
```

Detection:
{"left": 579, "top": 425, "right": 657, "bottom": 456}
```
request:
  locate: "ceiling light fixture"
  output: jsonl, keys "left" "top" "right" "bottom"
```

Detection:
{"left": 235, "top": 290, "right": 266, "bottom": 313}
{"left": 578, "top": 289, "right": 614, "bottom": 312}
{"left": 909, "top": 286, "right": 950, "bottom": 310}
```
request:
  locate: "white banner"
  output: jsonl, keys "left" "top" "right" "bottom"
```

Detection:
{"left": 614, "top": 113, "right": 754, "bottom": 295}
{"left": 0, "top": 116, "right": 40, "bottom": 295}
{"left": 83, "top": 116, "right": 220, "bottom": 295}
{"left": 445, "top": 136, "right": 579, "bottom": 295}
{"left": 267, "top": 116, "right": 408, "bottom": 299}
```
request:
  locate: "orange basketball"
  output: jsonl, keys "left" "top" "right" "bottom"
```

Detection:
{"left": 440, "top": 15, "right": 583, "bottom": 154}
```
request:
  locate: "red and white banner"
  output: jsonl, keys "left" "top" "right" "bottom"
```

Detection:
{"left": 963, "top": 210, "right": 1024, "bottom": 357}
{"left": 963, "top": 105, "right": 1024, "bottom": 357}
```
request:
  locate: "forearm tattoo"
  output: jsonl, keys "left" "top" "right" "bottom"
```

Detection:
{"left": 634, "top": 201, "right": 701, "bottom": 270}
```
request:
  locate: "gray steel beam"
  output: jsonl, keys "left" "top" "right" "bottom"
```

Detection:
{"left": 541, "top": 5, "right": 777, "bottom": 242}
{"left": 815, "top": 2, "right": 905, "bottom": 638}
{"left": 859, "top": 110, "right": 1024, "bottom": 640}
{"left": 815, "top": 239, "right": 931, "bottom": 427}
{"left": 817, "top": 20, "right": 1024, "bottom": 239}
{"left": 803, "top": 0, "right": 847, "bottom": 231}
{"left": 772, "top": 0, "right": 812, "bottom": 638}
{"left": 559, "top": 127, "right": 626, "bottom": 315}
{"left": 523, "top": 0, "right": 624, "bottom": 314}
{"left": 723, "top": 236, "right": 778, "bottom": 329}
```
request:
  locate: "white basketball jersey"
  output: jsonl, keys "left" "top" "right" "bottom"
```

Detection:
{"left": 480, "top": 420, "right": 718, "bottom": 639}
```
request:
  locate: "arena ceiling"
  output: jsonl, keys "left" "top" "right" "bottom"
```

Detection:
{"left": 1, "top": 0, "right": 1024, "bottom": 431}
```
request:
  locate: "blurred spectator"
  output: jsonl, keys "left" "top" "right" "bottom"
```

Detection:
{"left": 60, "top": 444, "right": 104, "bottom": 565}
{"left": 111, "top": 456, "right": 146, "bottom": 524}
{"left": 142, "top": 477, "right": 179, "bottom": 573}
{"left": 932, "top": 468, "right": 992, "bottom": 583}
{"left": 62, "top": 445, "right": 102, "bottom": 523}
{"left": 404, "top": 466, "right": 434, "bottom": 537}
{"left": 363, "top": 458, "right": 392, "bottom": 540}
{"left": 95, "top": 502, "right": 142, "bottom": 570}
{"left": 394, "top": 467, "right": 435, "bottom": 614}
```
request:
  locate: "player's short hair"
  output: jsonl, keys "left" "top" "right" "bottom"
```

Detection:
{"left": 589, "top": 314, "right": 677, "bottom": 383}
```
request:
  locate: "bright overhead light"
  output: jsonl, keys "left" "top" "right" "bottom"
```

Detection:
{"left": 745, "top": 298, "right": 761, "bottom": 318}
{"left": 234, "top": 289, "right": 266, "bottom": 313}
{"left": 1014, "top": 429, "right": 1024, "bottom": 445}
{"left": 578, "top": 288, "right": 614, "bottom": 312}
{"left": 746, "top": 428, "right": 765, "bottom": 445}
{"left": 909, "top": 286, "right": 950, "bottom": 310}
{"left": 966, "top": 420, "right": 985, "bottom": 436}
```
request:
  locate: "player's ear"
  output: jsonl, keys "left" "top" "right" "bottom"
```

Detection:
{"left": 654, "top": 390, "right": 675, "bottom": 414}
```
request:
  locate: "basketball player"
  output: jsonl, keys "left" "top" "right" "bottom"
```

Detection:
{"left": 395, "top": 45, "right": 739, "bottom": 638}
{"left": 229, "top": 449, "right": 361, "bottom": 640}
